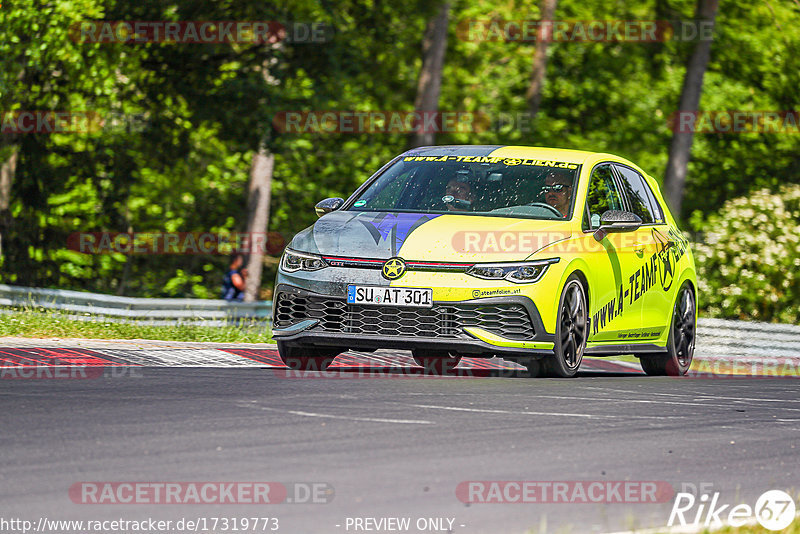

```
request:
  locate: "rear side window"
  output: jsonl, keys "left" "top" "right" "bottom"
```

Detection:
{"left": 614, "top": 164, "right": 662, "bottom": 223}
{"left": 584, "top": 164, "right": 624, "bottom": 230}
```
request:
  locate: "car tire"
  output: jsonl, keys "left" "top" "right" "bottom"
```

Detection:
{"left": 541, "top": 274, "right": 588, "bottom": 378}
{"left": 412, "top": 350, "right": 461, "bottom": 375}
{"left": 639, "top": 283, "right": 695, "bottom": 377}
{"left": 277, "top": 341, "right": 341, "bottom": 371}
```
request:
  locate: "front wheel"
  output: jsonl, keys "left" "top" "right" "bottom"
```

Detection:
{"left": 277, "top": 341, "right": 342, "bottom": 371}
{"left": 540, "top": 275, "right": 588, "bottom": 378}
{"left": 639, "top": 284, "right": 695, "bottom": 376}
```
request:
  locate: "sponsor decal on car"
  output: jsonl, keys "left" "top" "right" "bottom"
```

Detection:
{"left": 471, "top": 288, "right": 522, "bottom": 298}
{"left": 591, "top": 228, "right": 690, "bottom": 336}
{"left": 402, "top": 155, "right": 579, "bottom": 168}
{"left": 357, "top": 213, "right": 440, "bottom": 256}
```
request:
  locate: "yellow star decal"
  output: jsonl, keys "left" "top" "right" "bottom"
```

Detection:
{"left": 382, "top": 258, "right": 406, "bottom": 280}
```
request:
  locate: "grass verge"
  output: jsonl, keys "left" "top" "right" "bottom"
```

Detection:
{"left": 710, "top": 522, "right": 800, "bottom": 533}
{"left": 0, "top": 307, "right": 273, "bottom": 344}
{"left": 668, "top": 519, "right": 800, "bottom": 533}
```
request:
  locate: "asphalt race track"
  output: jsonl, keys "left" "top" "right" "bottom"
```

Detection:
{"left": 1, "top": 340, "right": 799, "bottom": 534}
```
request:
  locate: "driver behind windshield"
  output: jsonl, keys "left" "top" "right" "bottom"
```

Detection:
{"left": 444, "top": 179, "right": 475, "bottom": 211}
{"left": 442, "top": 171, "right": 475, "bottom": 211}
{"left": 542, "top": 170, "right": 574, "bottom": 218}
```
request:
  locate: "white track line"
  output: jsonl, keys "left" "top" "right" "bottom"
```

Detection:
{"left": 237, "top": 403, "right": 433, "bottom": 425}
{"left": 586, "top": 386, "right": 800, "bottom": 409}
{"left": 409, "top": 403, "right": 607, "bottom": 418}
{"left": 407, "top": 403, "right": 694, "bottom": 420}
{"left": 509, "top": 394, "right": 735, "bottom": 408}
{"left": 689, "top": 393, "right": 800, "bottom": 404}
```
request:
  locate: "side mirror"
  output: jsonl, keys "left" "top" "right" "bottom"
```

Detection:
{"left": 593, "top": 210, "right": 642, "bottom": 241}
{"left": 315, "top": 197, "right": 344, "bottom": 217}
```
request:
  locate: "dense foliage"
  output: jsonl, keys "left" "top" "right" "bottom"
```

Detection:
{"left": 692, "top": 185, "right": 800, "bottom": 323}
{"left": 1, "top": 0, "right": 798, "bottom": 321}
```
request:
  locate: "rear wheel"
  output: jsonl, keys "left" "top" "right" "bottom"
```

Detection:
{"left": 412, "top": 350, "right": 462, "bottom": 375}
{"left": 277, "top": 341, "right": 342, "bottom": 371}
{"left": 540, "top": 275, "right": 587, "bottom": 378}
{"left": 639, "top": 283, "right": 695, "bottom": 376}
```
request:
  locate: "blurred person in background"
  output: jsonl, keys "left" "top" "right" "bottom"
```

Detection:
{"left": 222, "top": 253, "right": 247, "bottom": 301}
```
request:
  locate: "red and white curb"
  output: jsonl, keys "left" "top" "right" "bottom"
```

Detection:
{"left": 0, "top": 342, "right": 640, "bottom": 374}
{"left": 3, "top": 339, "right": 795, "bottom": 377}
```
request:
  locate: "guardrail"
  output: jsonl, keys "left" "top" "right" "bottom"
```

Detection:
{"left": 1, "top": 284, "right": 798, "bottom": 359}
{"left": 696, "top": 317, "right": 800, "bottom": 361}
{"left": 0, "top": 284, "right": 272, "bottom": 326}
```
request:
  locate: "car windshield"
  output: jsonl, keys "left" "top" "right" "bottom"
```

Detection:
{"left": 348, "top": 155, "right": 581, "bottom": 220}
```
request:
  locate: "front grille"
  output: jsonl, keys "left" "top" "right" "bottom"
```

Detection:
{"left": 344, "top": 305, "right": 462, "bottom": 338}
{"left": 274, "top": 291, "right": 535, "bottom": 340}
{"left": 273, "top": 291, "right": 345, "bottom": 331}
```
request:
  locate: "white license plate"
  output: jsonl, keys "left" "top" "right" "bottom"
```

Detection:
{"left": 347, "top": 285, "right": 433, "bottom": 308}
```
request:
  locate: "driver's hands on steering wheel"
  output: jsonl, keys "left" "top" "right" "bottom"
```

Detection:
{"left": 442, "top": 195, "right": 473, "bottom": 211}
{"left": 527, "top": 201, "right": 565, "bottom": 217}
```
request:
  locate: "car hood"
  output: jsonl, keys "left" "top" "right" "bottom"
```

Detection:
{"left": 289, "top": 211, "right": 571, "bottom": 262}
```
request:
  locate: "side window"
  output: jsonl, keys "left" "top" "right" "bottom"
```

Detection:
{"left": 641, "top": 175, "right": 664, "bottom": 222}
{"left": 648, "top": 190, "right": 664, "bottom": 222}
{"left": 584, "top": 164, "right": 624, "bottom": 230}
{"left": 614, "top": 165, "right": 657, "bottom": 224}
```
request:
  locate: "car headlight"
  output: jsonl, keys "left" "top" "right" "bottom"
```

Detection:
{"left": 280, "top": 249, "right": 328, "bottom": 273}
{"left": 466, "top": 259, "right": 558, "bottom": 284}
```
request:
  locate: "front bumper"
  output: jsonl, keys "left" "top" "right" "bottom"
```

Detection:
{"left": 272, "top": 283, "right": 555, "bottom": 359}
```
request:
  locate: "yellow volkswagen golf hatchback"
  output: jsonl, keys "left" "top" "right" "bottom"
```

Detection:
{"left": 273, "top": 146, "right": 697, "bottom": 377}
